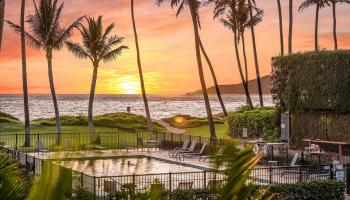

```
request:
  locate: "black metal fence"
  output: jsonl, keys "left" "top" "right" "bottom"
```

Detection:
{"left": 0, "top": 141, "right": 338, "bottom": 200}
{"left": 0, "top": 131, "right": 226, "bottom": 153}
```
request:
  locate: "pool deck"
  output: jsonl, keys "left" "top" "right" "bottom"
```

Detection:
{"left": 27, "top": 148, "right": 218, "bottom": 171}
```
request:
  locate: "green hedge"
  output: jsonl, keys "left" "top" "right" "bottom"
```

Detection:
{"left": 226, "top": 107, "right": 280, "bottom": 141}
{"left": 271, "top": 50, "right": 350, "bottom": 112}
{"left": 263, "top": 180, "right": 345, "bottom": 200}
{"left": 0, "top": 111, "right": 20, "bottom": 123}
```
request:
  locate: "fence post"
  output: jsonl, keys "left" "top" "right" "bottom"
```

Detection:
{"left": 330, "top": 164, "right": 334, "bottom": 180}
{"left": 269, "top": 166, "right": 273, "bottom": 184}
{"left": 299, "top": 166, "right": 303, "bottom": 182}
{"left": 169, "top": 172, "right": 172, "bottom": 192}
{"left": 15, "top": 134, "right": 18, "bottom": 150}
{"left": 171, "top": 134, "right": 174, "bottom": 149}
{"left": 136, "top": 132, "right": 139, "bottom": 149}
{"left": 203, "top": 171, "right": 207, "bottom": 188}
{"left": 80, "top": 172, "right": 83, "bottom": 188}
{"left": 117, "top": 131, "right": 120, "bottom": 149}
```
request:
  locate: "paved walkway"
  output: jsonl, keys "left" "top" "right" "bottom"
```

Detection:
{"left": 153, "top": 119, "right": 185, "bottom": 134}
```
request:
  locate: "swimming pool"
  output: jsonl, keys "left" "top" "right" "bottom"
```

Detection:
{"left": 57, "top": 156, "right": 202, "bottom": 177}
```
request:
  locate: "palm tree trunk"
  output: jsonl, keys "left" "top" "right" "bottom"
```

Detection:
{"left": 0, "top": 0, "right": 5, "bottom": 51}
{"left": 189, "top": 1, "right": 216, "bottom": 140}
{"left": 46, "top": 49, "right": 62, "bottom": 144}
{"left": 131, "top": 0, "right": 153, "bottom": 132}
{"left": 21, "top": 0, "right": 30, "bottom": 147}
{"left": 248, "top": 0, "right": 263, "bottom": 107}
{"left": 277, "top": 0, "right": 284, "bottom": 55}
{"left": 315, "top": 3, "right": 319, "bottom": 51}
{"left": 233, "top": 30, "right": 253, "bottom": 109}
{"left": 332, "top": 2, "right": 337, "bottom": 50}
{"left": 88, "top": 64, "right": 98, "bottom": 133}
{"left": 288, "top": 0, "right": 293, "bottom": 54}
{"left": 199, "top": 39, "right": 228, "bottom": 117}
{"left": 241, "top": 34, "right": 249, "bottom": 105}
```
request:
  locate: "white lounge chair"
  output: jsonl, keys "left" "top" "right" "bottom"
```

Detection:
{"left": 35, "top": 141, "right": 48, "bottom": 154}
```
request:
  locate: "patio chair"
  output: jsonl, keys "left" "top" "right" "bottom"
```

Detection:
{"left": 35, "top": 141, "right": 49, "bottom": 154}
{"left": 182, "top": 143, "right": 207, "bottom": 158}
{"left": 104, "top": 180, "right": 117, "bottom": 194}
{"left": 137, "top": 137, "right": 157, "bottom": 152}
{"left": 177, "top": 181, "right": 193, "bottom": 190}
{"left": 206, "top": 179, "right": 223, "bottom": 191}
{"left": 169, "top": 140, "right": 190, "bottom": 157}
{"left": 174, "top": 141, "right": 197, "bottom": 160}
{"left": 199, "top": 145, "right": 226, "bottom": 162}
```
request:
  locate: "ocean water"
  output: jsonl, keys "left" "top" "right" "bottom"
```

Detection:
{"left": 0, "top": 94, "right": 273, "bottom": 121}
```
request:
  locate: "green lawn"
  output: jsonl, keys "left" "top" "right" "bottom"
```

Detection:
{"left": 184, "top": 124, "right": 227, "bottom": 138}
{"left": 0, "top": 122, "right": 122, "bottom": 134}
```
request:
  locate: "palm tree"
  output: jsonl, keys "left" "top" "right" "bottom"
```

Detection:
{"left": 20, "top": 0, "right": 30, "bottom": 147}
{"left": 277, "top": 0, "right": 284, "bottom": 55}
{"left": 299, "top": 0, "right": 329, "bottom": 51}
{"left": 66, "top": 16, "right": 128, "bottom": 135}
{"left": 7, "top": 0, "right": 83, "bottom": 144}
{"left": 247, "top": 0, "right": 264, "bottom": 107}
{"left": 288, "top": 0, "right": 293, "bottom": 54}
{"left": 156, "top": 0, "right": 217, "bottom": 139}
{"left": 328, "top": 0, "right": 350, "bottom": 50}
{"left": 131, "top": 0, "right": 153, "bottom": 132}
{"left": 199, "top": 39, "right": 228, "bottom": 117}
{"left": 0, "top": 0, "right": 5, "bottom": 50}
{"left": 209, "top": 0, "right": 253, "bottom": 108}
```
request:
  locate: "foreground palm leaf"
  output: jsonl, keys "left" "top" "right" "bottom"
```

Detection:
{"left": 6, "top": 0, "right": 83, "bottom": 144}
{"left": 0, "top": 152, "right": 27, "bottom": 200}
{"left": 66, "top": 16, "right": 128, "bottom": 136}
{"left": 214, "top": 142, "right": 262, "bottom": 200}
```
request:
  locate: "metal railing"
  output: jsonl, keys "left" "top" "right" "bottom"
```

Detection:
{"left": 0, "top": 131, "right": 224, "bottom": 153}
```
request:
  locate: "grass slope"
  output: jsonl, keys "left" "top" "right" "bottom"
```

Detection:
{"left": 0, "top": 112, "right": 165, "bottom": 134}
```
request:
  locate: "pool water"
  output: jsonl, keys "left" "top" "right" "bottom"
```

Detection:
{"left": 58, "top": 157, "right": 202, "bottom": 177}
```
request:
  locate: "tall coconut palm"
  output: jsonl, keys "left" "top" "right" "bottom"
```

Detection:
{"left": 131, "top": 0, "right": 153, "bottom": 132}
{"left": 156, "top": 0, "right": 217, "bottom": 139}
{"left": 0, "top": 0, "right": 5, "bottom": 50}
{"left": 66, "top": 16, "right": 128, "bottom": 135}
{"left": 276, "top": 0, "right": 284, "bottom": 55}
{"left": 7, "top": 0, "right": 83, "bottom": 144}
{"left": 247, "top": 0, "right": 264, "bottom": 107}
{"left": 288, "top": 0, "right": 293, "bottom": 54}
{"left": 199, "top": 39, "right": 228, "bottom": 117}
{"left": 208, "top": 0, "right": 253, "bottom": 108}
{"left": 7, "top": 0, "right": 31, "bottom": 146}
{"left": 20, "top": 0, "right": 30, "bottom": 146}
{"left": 299, "top": 0, "right": 329, "bottom": 51}
{"left": 328, "top": 0, "right": 350, "bottom": 50}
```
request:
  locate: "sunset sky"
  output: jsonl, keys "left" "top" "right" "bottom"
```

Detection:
{"left": 0, "top": 0, "right": 349, "bottom": 94}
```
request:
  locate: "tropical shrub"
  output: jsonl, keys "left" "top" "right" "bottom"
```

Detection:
{"left": 0, "top": 111, "right": 20, "bottom": 123}
{"left": 226, "top": 107, "right": 279, "bottom": 140}
{"left": 263, "top": 180, "right": 345, "bottom": 200}
{"left": 271, "top": 50, "right": 350, "bottom": 112}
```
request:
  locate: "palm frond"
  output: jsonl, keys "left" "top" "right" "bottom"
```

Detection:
{"left": 65, "top": 41, "right": 90, "bottom": 60}
{"left": 6, "top": 20, "right": 42, "bottom": 50}
{"left": 0, "top": 152, "right": 27, "bottom": 200}
{"left": 53, "top": 15, "right": 84, "bottom": 49}
{"left": 101, "top": 45, "right": 128, "bottom": 63}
